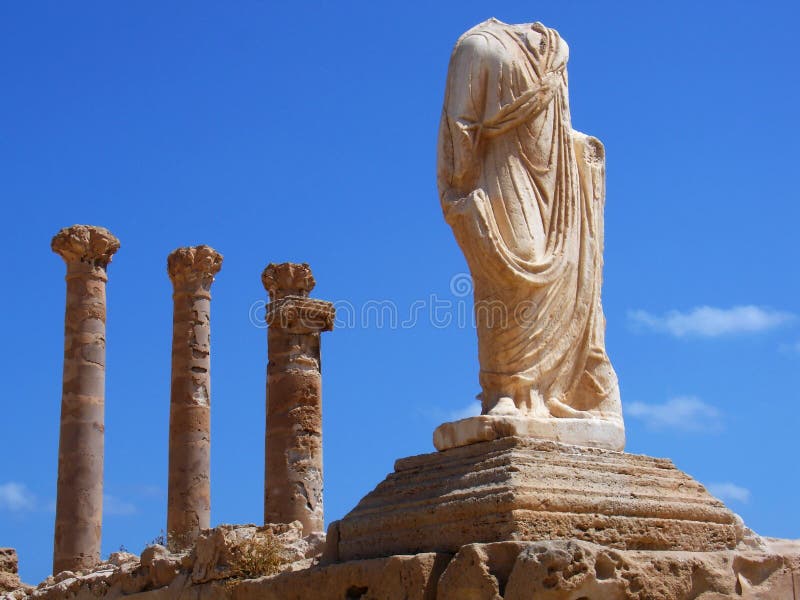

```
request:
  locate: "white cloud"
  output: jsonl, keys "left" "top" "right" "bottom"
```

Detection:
{"left": 448, "top": 401, "right": 482, "bottom": 421}
{"left": 104, "top": 494, "right": 137, "bottom": 516}
{"left": 626, "top": 396, "right": 721, "bottom": 432}
{"left": 136, "top": 484, "right": 163, "bottom": 498}
{"left": 778, "top": 340, "right": 800, "bottom": 355}
{"left": 122, "top": 484, "right": 163, "bottom": 499}
{"left": 0, "top": 482, "right": 37, "bottom": 512}
{"left": 628, "top": 305, "right": 794, "bottom": 338}
{"left": 1, "top": 486, "right": 141, "bottom": 517}
{"left": 706, "top": 482, "right": 751, "bottom": 504}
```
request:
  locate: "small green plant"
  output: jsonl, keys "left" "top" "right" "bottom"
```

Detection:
{"left": 228, "top": 532, "right": 287, "bottom": 579}
{"left": 117, "top": 544, "right": 128, "bottom": 553}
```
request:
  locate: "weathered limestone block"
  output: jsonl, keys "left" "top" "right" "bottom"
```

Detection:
{"left": 15, "top": 538, "right": 800, "bottom": 600}
{"left": 261, "top": 263, "right": 334, "bottom": 535}
{"left": 112, "top": 561, "right": 150, "bottom": 595}
{"left": 140, "top": 545, "right": 182, "bottom": 589}
{"left": 334, "top": 437, "right": 743, "bottom": 562}
{"left": 232, "top": 553, "right": 450, "bottom": 600}
{"left": 51, "top": 225, "right": 120, "bottom": 574}
{"left": 435, "top": 544, "right": 507, "bottom": 599}
{"left": 0, "top": 550, "right": 18, "bottom": 577}
{"left": 166, "top": 245, "right": 223, "bottom": 550}
{"left": 106, "top": 552, "right": 137, "bottom": 568}
{"left": 436, "top": 539, "right": 800, "bottom": 600}
{"left": 434, "top": 413, "right": 624, "bottom": 452}
{"left": 191, "top": 522, "right": 313, "bottom": 583}
{"left": 0, "top": 548, "right": 29, "bottom": 594}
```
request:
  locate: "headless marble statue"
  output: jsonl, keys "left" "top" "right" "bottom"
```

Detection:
{"left": 435, "top": 19, "right": 624, "bottom": 451}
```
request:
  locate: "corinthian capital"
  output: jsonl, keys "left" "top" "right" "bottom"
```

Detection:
{"left": 167, "top": 245, "right": 223, "bottom": 289}
{"left": 51, "top": 225, "right": 120, "bottom": 267}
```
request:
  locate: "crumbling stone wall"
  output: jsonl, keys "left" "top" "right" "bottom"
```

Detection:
{"left": 6, "top": 535, "right": 799, "bottom": 600}
{"left": 0, "top": 549, "right": 29, "bottom": 595}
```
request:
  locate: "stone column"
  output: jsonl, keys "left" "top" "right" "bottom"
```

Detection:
{"left": 51, "top": 225, "right": 120, "bottom": 575}
{"left": 166, "top": 246, "right": 223, "bottom": 550}
{"left": 262, "top": 263, "right": 334, "bottom": 534}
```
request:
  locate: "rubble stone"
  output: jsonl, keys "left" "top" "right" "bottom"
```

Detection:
{"left": 9, "top": 536, "right": 799, "bottom": 600}
{"left": 0, "top": 549, "right": 29, "bottom": 594}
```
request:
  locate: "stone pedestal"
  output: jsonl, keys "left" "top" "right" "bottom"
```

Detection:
{"left": 51, "top": 225, "right": 120, "bottom": 574}
{"left": 166, "top": 246, "right": 223, "bottom": 550}
{"left": 261, "top": 263, "right": 334, "bottom": 535}
{"left": 434, "top": 414, "right": 625, "bottom": 452}
{"left": 332, "top": 437, "right": 742, "bottom": 562}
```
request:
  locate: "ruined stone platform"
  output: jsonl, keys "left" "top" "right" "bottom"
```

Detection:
{"left": 330, "top": 437, "right": 742, "bottom": 562}
{"left": 12, "top": 534, "right": 800, "bottom": 600}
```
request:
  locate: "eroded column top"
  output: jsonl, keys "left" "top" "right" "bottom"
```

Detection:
{"left": 261, "top": 262, "right": 315, "bottom": 301}
{"left": 51, "top": 225, "right": 120, "bottom": 270}
{"left": 261, "top": 262, "right": 333, "bottom": 333}
{"left": 167, "top": 245, "right": 223, "bottom": 292}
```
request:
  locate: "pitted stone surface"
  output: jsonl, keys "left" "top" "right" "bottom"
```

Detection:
{"left": 262, "top": 263, "right": 334, "bottom": 535}
{"left": 51, "top": 224, "right": 120, "bottom": 574}
{"left": 261, "top": 262, "right": 315, "bottom": 300}
{"left": 167, "top": 246, "right": 223, "bottom": 290}
{"left": 51, "top": 225, "right": 120, "bottom": 268}
{"left": 0, "top": 549, "right": 29, "bottom": 594}
{"left": 166, "top": 245, "right": 223, "bottom": 549}
{"left": 334, "top": 437, "right": 743, "bottom": 562}
{"left": 10, "top": 537, "right": 800, "bottom": 600}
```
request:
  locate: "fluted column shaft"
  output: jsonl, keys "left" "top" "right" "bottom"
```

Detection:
{"left": 262, "top": 263, "right": 334, "bottom": 534}
{"left": 166, "top": 246, "right": 222, "bottom": 550}
{"left": 51, "top": 225, "right": 119, "bottom": 575}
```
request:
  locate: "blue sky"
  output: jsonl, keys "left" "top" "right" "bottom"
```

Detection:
{"left": 1, "top": 0, "right": 799, "bottom": 584}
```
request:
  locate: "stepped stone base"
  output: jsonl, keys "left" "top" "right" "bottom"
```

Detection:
{"left": 331, "top": 437, "right": 743, "bottom": 562}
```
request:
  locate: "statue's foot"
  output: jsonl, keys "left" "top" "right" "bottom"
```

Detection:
{"left": 487, "top": 396, "right": 519, "bottom": 416}
{"left": 546, "top": 397, "right": 592, "bottom": 419}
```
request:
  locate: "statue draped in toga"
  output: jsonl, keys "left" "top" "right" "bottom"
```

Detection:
{"left": 436, "top": 19, "right": 624, "bottom": 450}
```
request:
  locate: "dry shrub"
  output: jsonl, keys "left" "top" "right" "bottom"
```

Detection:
{"left": 229, "top": 531, "right": 287, "bottom": 579}
{"left": 147, "top": 530, "right": 167, "bottom": 547}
